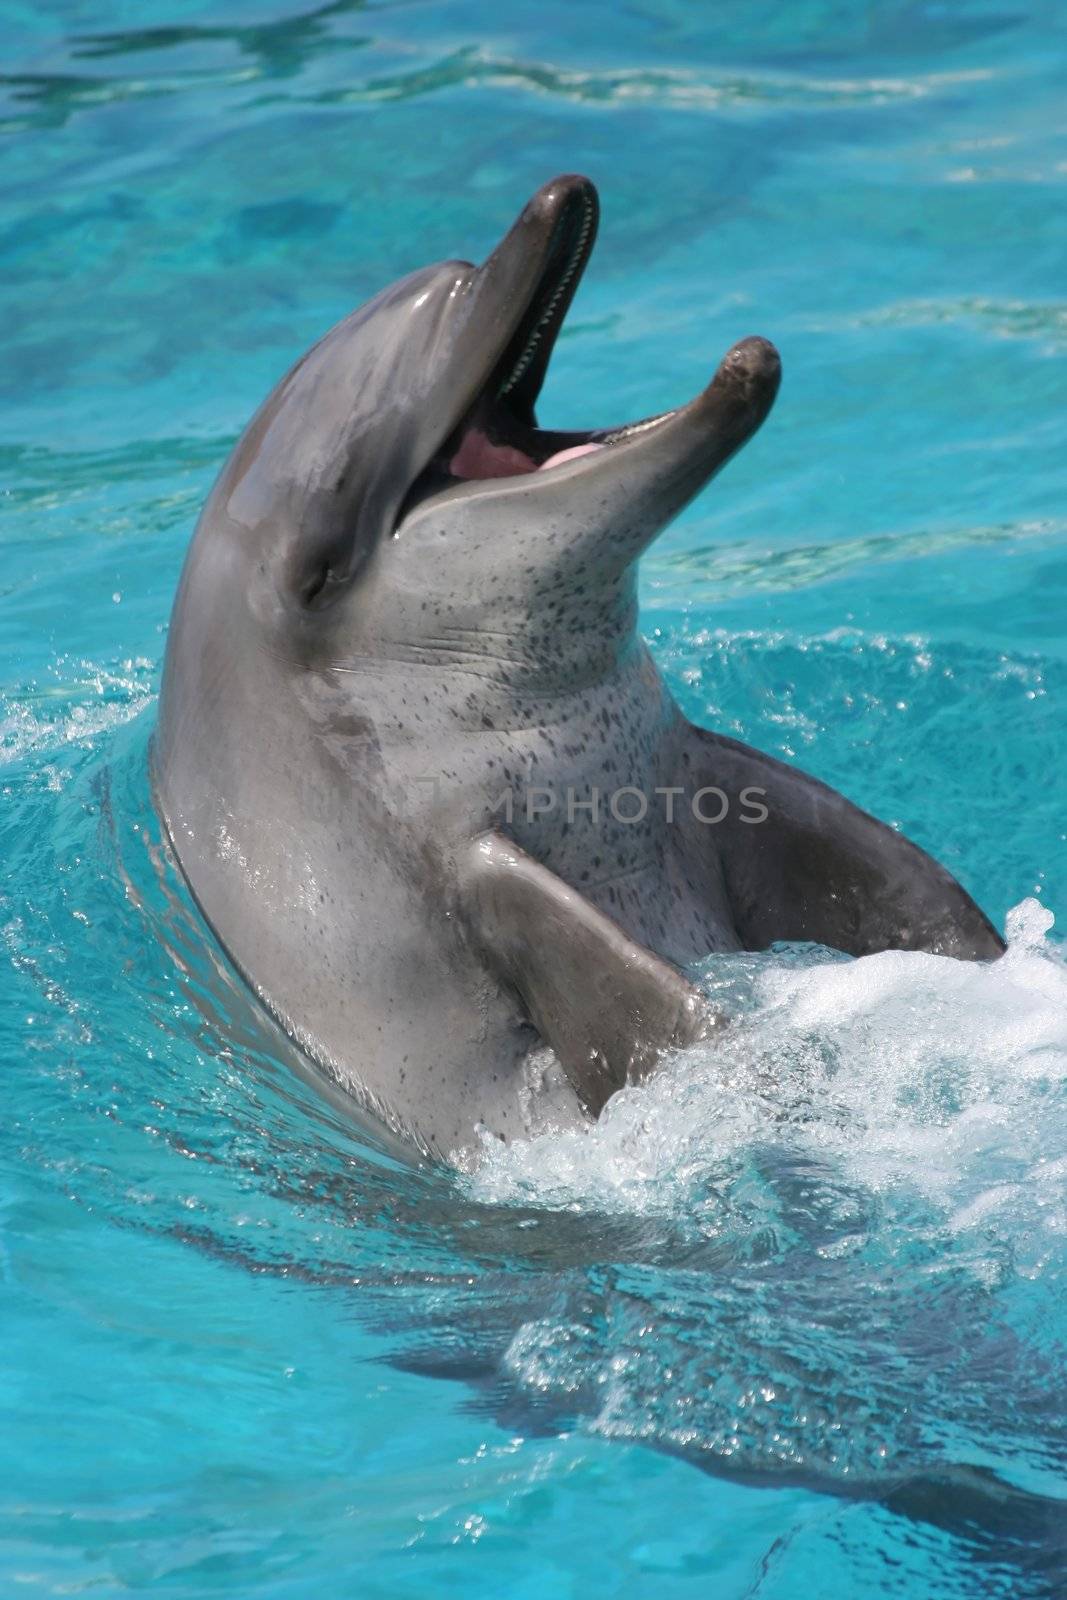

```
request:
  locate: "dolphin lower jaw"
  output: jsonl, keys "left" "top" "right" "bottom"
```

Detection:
{"left": 396, "top": 340, "right": 781, "bottom": 600}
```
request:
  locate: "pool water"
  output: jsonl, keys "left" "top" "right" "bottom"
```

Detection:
{"left": 2, "top": 2, "right": 1065, "bottom": 1594}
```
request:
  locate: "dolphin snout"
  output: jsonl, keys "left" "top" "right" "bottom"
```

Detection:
{"left": 697, "top": 336, "right": 782, "bottom": 444}
{"left": 716, "top": 335, "right": 782, "bottom": 402}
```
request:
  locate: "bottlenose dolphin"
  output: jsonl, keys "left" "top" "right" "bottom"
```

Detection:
{"left": 154, "top": 175, "right": 1003, "bottom": 1160}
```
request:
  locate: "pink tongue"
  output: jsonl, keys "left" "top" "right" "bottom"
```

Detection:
{"left": 449, "top": 429, "right": 537, "bottom": 479}
{"left": 448, "top": 430, "right": 605, "bottom": 481}
{"left": 538, "top": 442, "right": 603, "bottom": 472}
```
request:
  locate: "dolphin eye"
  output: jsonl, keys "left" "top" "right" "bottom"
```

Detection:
{"left": 299, "top": 563, "right": 333, "bottom": 607}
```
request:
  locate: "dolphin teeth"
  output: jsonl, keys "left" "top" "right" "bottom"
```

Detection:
{"left": 498, "top": 188, "right": 596, "bottom": 400}
{"left": 595, "top": 409, "right": 677, "bottom": 446}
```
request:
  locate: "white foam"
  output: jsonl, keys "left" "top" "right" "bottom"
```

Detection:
{"left": 467, "top": 901, "right": 1066, "bottom": 1275}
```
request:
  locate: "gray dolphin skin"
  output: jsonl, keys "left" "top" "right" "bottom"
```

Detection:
{"left": 154, "top": 174, "right": 1005, "bottom": 1161}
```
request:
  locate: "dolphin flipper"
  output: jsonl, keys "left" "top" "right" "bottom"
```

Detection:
{"left": 679, "top": 726, "right": 1005, "bottom": 959}
{"left": 462, "top": 832, "right": 719, "bottom": 1116}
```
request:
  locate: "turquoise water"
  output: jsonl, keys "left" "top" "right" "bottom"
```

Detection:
{"left": 3, "top": 1, "right": 1066, "bottom": 1593}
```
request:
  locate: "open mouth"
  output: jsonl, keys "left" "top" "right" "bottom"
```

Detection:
{"left": 398, "top": 174, "right": 781, "bottom": 535}
{"left": 404, "top": 177, "right": 674, "bottom": 512}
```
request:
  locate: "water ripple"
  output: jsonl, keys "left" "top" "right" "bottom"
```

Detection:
{"left": 316, "top": 49, "right": 994, "bottom": 113}
{"left": 0, "top": 43, "right": 997, "bottom": 136}
{"left": 647, "top": 517, "right": 1067, "bottom": 603}
{"left": 71, "top": 0, "right": 369, "bottom": 73}
{"left": 834, "top": 298, "right": 1067, "bottom": 345}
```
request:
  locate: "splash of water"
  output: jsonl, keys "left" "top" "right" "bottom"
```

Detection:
{"left": 468, "top": 901, "right": 1065, "bottom": 1261}
{"left": 459, "top": 904, "right": 1065, "bottom": 1512}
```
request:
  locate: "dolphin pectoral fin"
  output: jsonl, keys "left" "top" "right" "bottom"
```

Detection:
{"left": 461, "top": 832, "right": 719, "bottom": 1117}
{"left": 679, "top": 725, "right": 1005, "bottom": 960}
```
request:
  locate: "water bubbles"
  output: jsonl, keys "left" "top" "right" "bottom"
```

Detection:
{"left": 1005, "top": 896, "right": 1056, "bottom": 951}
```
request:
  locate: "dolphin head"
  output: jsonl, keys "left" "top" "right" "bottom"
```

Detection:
{"left": 195, "top": 176, "right": 780, "bottom": 684}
